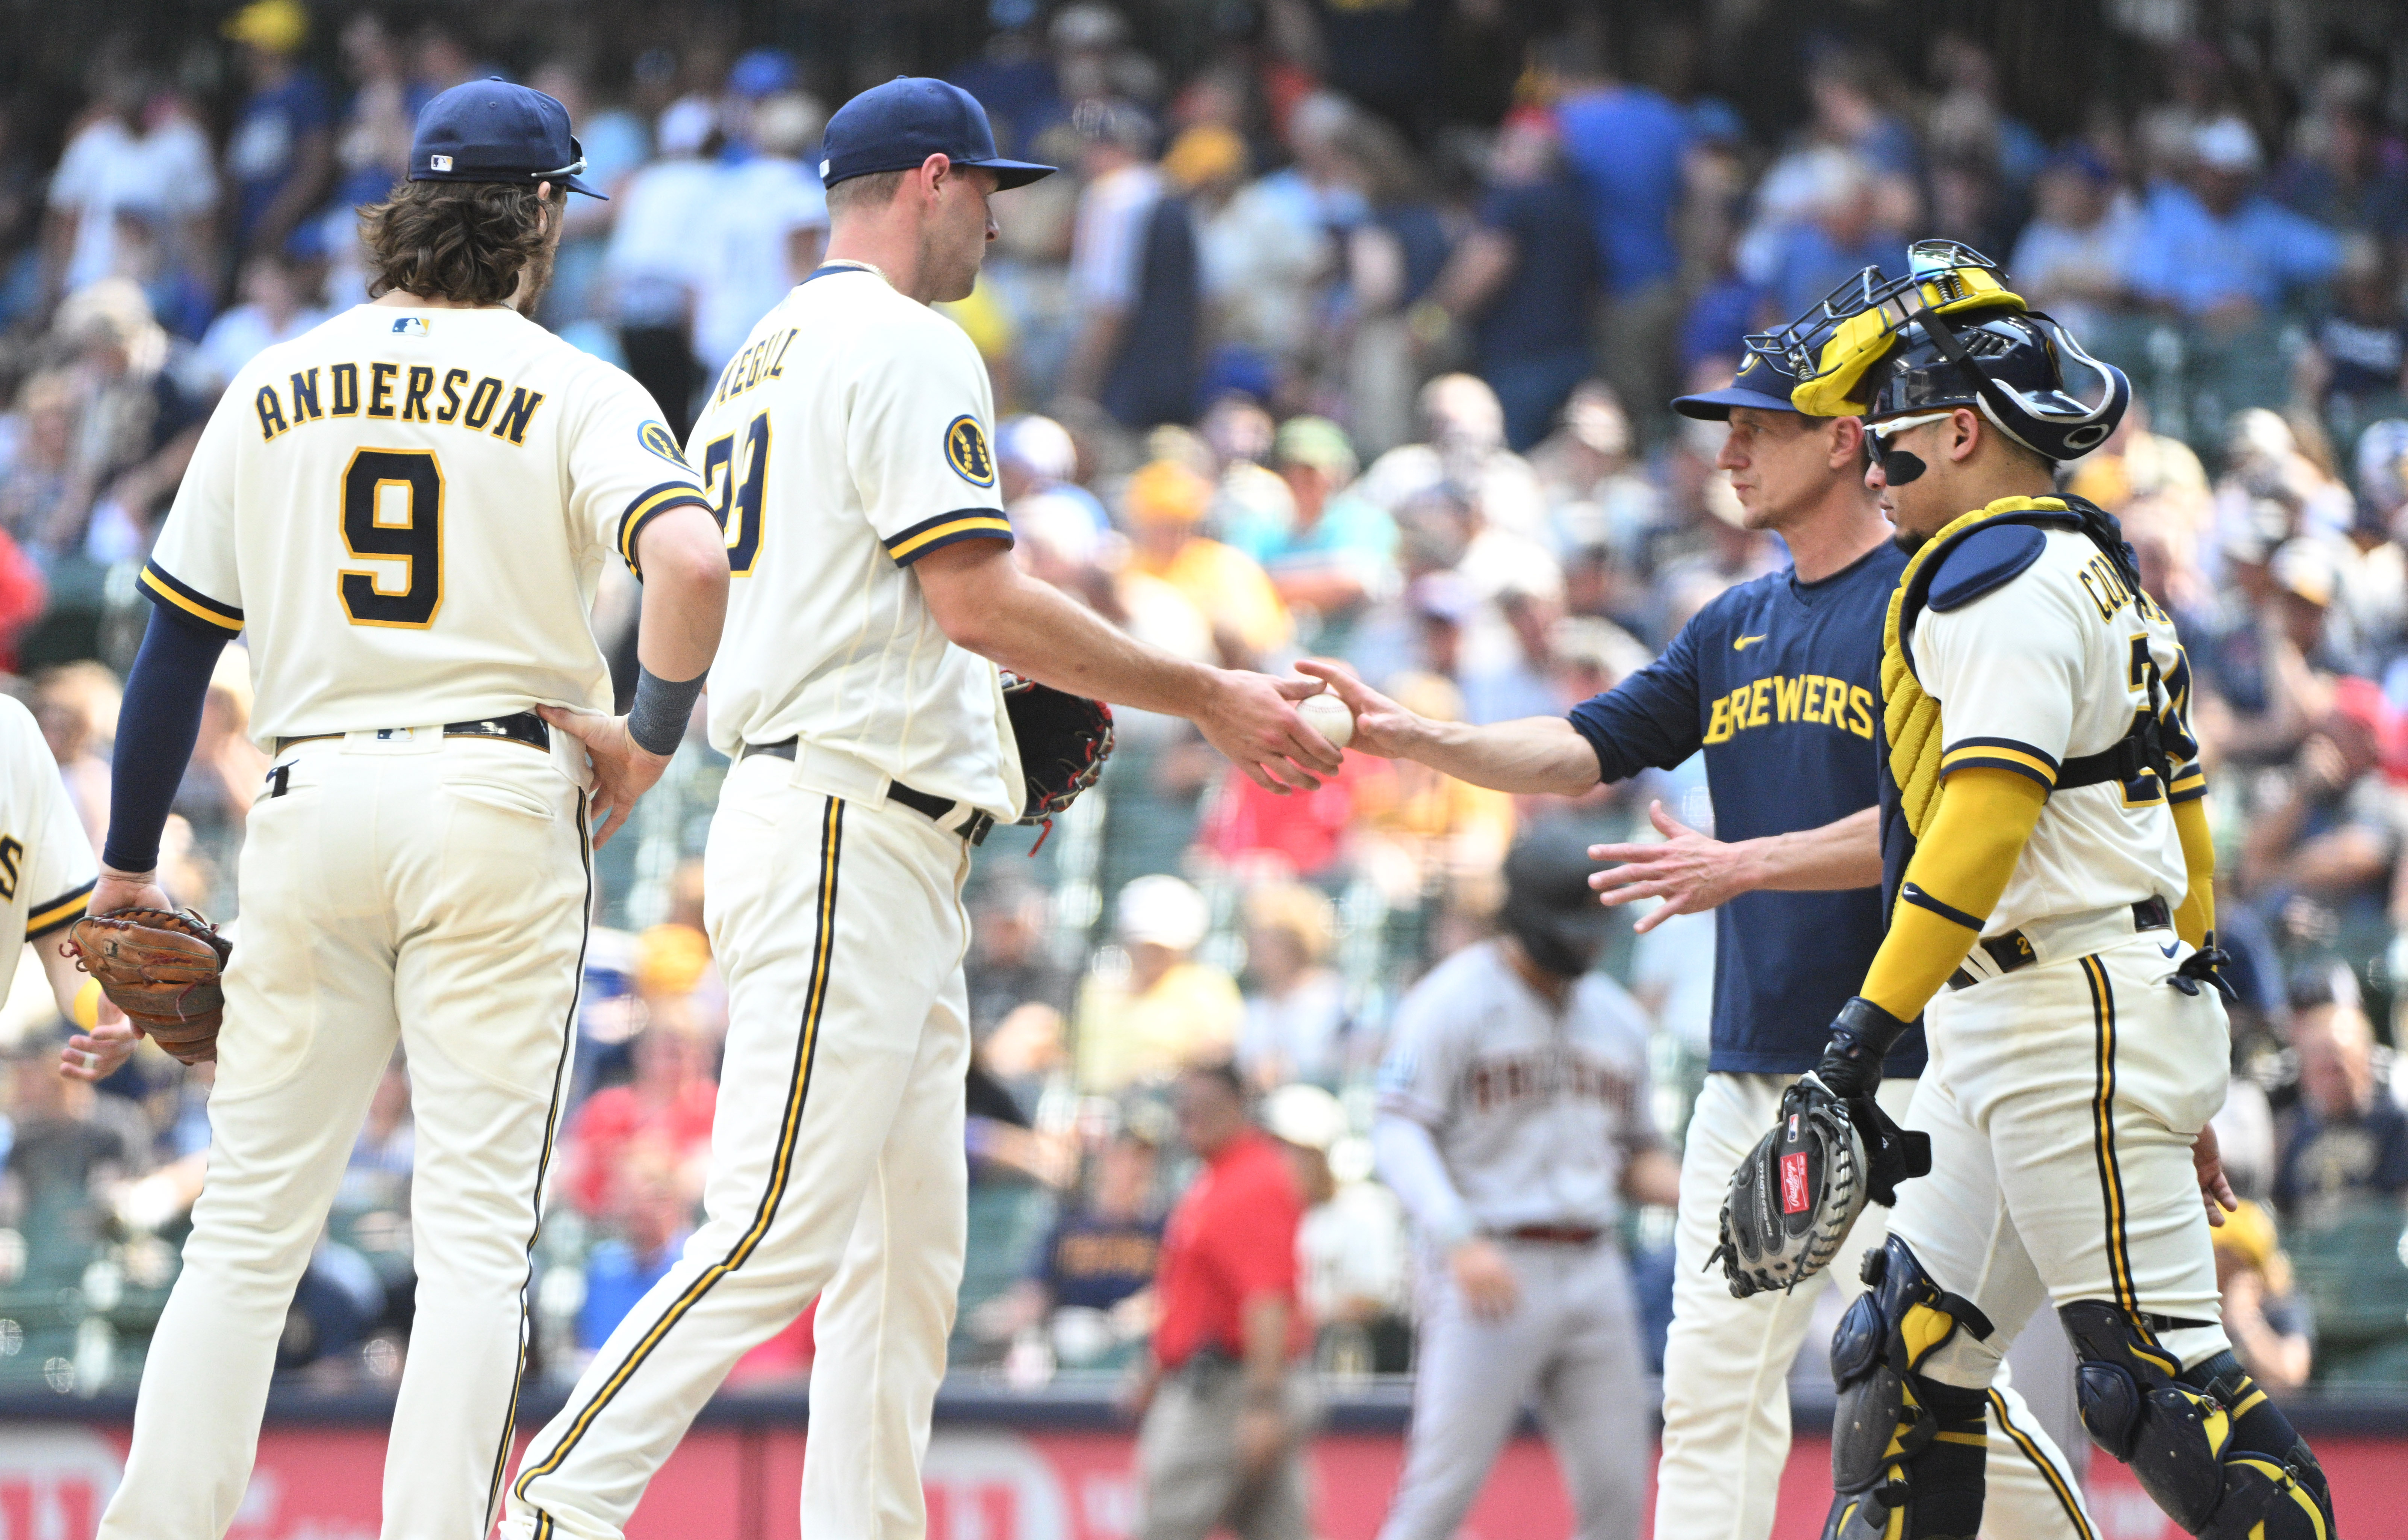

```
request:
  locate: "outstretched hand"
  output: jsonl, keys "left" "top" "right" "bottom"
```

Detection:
{"left": 539, "top": 705, "right": 672, "bottom": 847}
{"left": 1194, "top": 673, "right": 1343, "bottom": 795}
{"left": 1588, "top": 801, "right": 1750, "bottom": 934}
{"left": 1292, "top": 659, "right": 1426, "bottom": 761}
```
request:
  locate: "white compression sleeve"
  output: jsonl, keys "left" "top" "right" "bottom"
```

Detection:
{"left": 1371, "top": 1112, "right": 1479, "bottom": 1250}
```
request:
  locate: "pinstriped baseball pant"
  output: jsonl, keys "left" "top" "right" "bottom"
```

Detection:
{"left": 1891, "top": 934, "right": 2233, "bottom": 1389}
{"left": 98, "top": 733, "right": 593, "bottom": 1540}
{"left": 507, "top": 753, "right": 974, "bottom": 1540}
{"left": 1654, "top": 1073, "right": 2098, "bottom": 1540}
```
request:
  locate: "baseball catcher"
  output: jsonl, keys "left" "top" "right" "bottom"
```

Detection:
{"left": 1734, "top": 241, "right": 2333, "bottom": 1540}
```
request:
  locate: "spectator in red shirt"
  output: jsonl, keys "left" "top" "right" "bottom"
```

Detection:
{"left": 559, "top": 1017, "right": 717, "bottom": 1218}
{"left": 1127, "top": 1062, "right": 1316, "bottom": 1540}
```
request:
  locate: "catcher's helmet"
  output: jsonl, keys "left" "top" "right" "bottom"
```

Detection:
{"left": 1747, "top": 239, "right": 2128, "bottom": 462}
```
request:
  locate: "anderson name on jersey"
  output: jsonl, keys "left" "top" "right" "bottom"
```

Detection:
{"left": 142, "top": 304, "right": 710, "bottom": 743}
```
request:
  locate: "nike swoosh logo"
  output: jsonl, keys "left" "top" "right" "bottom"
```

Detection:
{"left": 2159, "top": 942, "right": 2180, "bottom": 958}
{"left": 1733, "top": 635, "right": 1767, "bottom": 650}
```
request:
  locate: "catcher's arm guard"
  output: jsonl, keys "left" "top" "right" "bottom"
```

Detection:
{"left": 1000, "top": 671, "right": 1113, "bottom": 827}
{"left": 1707, "top": 1077, "right": 1869, "bottom": 1299}
{"left": 65, "top": 908, "right": 232, "bottom": 1066}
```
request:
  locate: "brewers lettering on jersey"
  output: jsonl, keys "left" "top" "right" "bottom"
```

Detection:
{"left": 90, "top": 80, "right": 731, "bottom": 1540}
{"left": 507, "top": 77, "right": 1334, "bottom": 1540}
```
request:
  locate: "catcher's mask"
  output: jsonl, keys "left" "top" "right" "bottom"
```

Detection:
{"left": 1499, "top": 829, "right": 1616, "bottom": 980}
{"left": 1745, "top": 239, "right": 2128, "bottom": 465}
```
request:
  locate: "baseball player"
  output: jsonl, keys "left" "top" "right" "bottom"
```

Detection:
{"left": 1743, "top": 240, "right": 2333, "bottom": 1539}
{"left": 0, "top": 690, "right": 127, "bottom": 1073}
{"left": 1371, "top": 831, "right": 1680, "bottom": 1540}
{"left": 1305, "top": 345, "right": 2090, "bottom": 1540}
{"left": 505, "top": 78, "right": 1337, "bottom": 1540}
{"left": 88, "top": 81, "right": 730, "bottom": 1540}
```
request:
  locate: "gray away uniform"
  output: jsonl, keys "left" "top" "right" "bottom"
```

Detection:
{"left": 1371, "top": 939, "right": 1661, "bottom": 1540}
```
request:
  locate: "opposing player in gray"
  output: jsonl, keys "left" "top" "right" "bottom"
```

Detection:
{"left": 1370, "top": 833, "right": 1682, "bottom": 1540}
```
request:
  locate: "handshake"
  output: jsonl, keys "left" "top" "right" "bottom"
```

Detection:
{"left": 1705, "top": 999, "right": 1933, "bottom": 1300}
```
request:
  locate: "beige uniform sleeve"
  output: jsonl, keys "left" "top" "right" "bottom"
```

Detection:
{"left": 851, "top": 320, "right": 1011, "bottom": 566}
{"left": 8, "top": 702, "right": 95, "bottom": 940}
{"left": 140, "top": 390, "right": 248, "bottom": 636}
{"left": 567, "top": 367, "right": 713, "bottom": 576}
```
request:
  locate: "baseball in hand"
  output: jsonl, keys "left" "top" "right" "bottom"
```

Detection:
{"left": 1297, "top": 691, "right": 1355, "bottom": 749}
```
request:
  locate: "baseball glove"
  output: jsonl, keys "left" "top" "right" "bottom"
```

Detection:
{"left": 65, "top": 908, "right": 233, "bottom": 1065}
{"left": 1001, "top": 670, "right": 1113, "bottom": 825}
{"left": 1707, "top": 1076, "right": 1869, "bottom": 1300}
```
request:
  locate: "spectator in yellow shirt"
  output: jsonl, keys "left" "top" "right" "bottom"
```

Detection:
{"left": 1123, "top": 459, "right": 1294, "bottom": 666}
{"left": 1075, "top": 874, "right": 1245, "bottom": 1093}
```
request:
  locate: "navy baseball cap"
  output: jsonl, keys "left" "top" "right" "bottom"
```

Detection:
{"left": 819, "top": 76, "right": 1054, "bottom": 191}
{"left": 1671, "top": 349, "right": 1806, "bottom": 421}
{"left": 409, "top": 79, "right": 607, "bottom": 199}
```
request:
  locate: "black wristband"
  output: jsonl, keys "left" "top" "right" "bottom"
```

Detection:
{"left": 1815, "top": 996, "right": 1910, "bottom": 1100}
{"left": 628, "top": 666, "right": 706, "bottom": 757}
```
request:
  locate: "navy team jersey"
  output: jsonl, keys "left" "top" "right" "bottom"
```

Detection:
{"left": 1568, "top": 542, "right": 1925, "bottom": 1076}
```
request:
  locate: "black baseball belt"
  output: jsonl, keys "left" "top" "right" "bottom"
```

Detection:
{"left": 1495, "top": 1224, "right": 1605, "bottom": 1246}
{"left": 740, "top": 737, "right": 995, "bottom": 844}
{"left": 1945, "top": 895, "right": 2170, "bottom": 991}
{"left": 274, "top": 710, "right": 551, "bottom": 755}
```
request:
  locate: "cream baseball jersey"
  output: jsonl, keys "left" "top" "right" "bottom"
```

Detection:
{"left": 143, "top": 304, "right": 710, "bottom": 743}
{"left": 693, "top": 262, "right": 1020, "bottom": 822}
{"left": 0, "top": 694, "right": 95, "bottom": 1009}
{"left": 1913, "top": 527, "right": 2198, "bottom": 937}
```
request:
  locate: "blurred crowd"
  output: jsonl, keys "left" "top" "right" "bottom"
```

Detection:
{"left": 0, "top": 0, "right": 2406, "bottom": 1422}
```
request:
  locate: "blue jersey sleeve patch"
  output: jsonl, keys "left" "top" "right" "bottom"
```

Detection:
{"left": 1928, "top": 525, "right": 2047, "bottom": 612}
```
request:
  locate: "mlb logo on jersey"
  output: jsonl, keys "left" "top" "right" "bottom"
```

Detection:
{"left": 392, "top": 316, "right": 430, "bottom": 336}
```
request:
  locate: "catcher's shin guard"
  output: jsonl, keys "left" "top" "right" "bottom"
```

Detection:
{"left": 1822, "top": 1237, "right": 1993, "bottom": 1540}
{"left": 2060, "top": 1302, "right": 2334, "bottom": 1538}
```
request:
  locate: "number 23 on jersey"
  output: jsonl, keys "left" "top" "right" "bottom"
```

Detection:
{"left": 701, "top": 411, "right": 770, "bottom": 574}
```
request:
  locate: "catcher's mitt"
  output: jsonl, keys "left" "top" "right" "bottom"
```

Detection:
{"left": 1707, "top": 1077, "right": 1868, "bottom": 1300}
{"left": 1001, "top": 670, "right": 1113, "bottom": 825}
{"left": 65, "top": 908, "right": 232, "bottom": 1065}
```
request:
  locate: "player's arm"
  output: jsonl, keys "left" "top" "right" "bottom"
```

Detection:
{"left": 1621, "top": 1146, "right": 1683, "bottom": 1208}
{"left": 1589, "top": 802, "right": 1881, "bottom": 933}
{"left": 1850, "top": 765, "right": 2049, "bottom": 1027}
{"left": 914, "top": 538, "right": 1339, "bottom": 793}
{"left": 538, "top": 501, "right": 730, "bottom": 846}
{"left": 1298, "top": 596, "right": 1722, "bottom": 799}
{"left": 1370, "top": 1110, "right": 1520, "bottom": 1319}
{"left": 95, "top": 604, "right": 230, "bottom": 917}
{"left": 2170, "top": 795, "right": 2217, "bottom": 947}
{"left": 1296, "top": 661, "right": 1601, "bottom": 795}
{"left": 543, "top": 369, "right": 738, "bottom": 840}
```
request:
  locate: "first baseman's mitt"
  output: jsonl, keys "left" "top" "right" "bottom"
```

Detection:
{"left": 1707, "top": 1077, "right": 1868, "bottom": 1299}
{"left": 65, "top": 909, "right": 232, "bottom": 1065}
{"left": 1001, "top": 670, "right": 1113, "bottom": 824}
